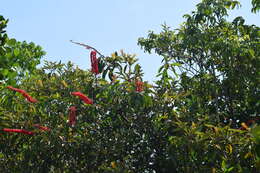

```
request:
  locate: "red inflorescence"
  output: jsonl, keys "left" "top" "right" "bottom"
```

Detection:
{"left": 90, "top": 51, "right": 99, "bottom": 75}
{"left": 71, "top": 92, "right": 93, "bottom": 104}
{"left": 68, "top": 106, "right": 77, "bottom": 126}
{"left": 135, "top": 80, "right": 144, "bottom": 92}
{"left": 33, "top": 124, "right": 51, "bottom": 131}
{"left": 2, "top": 128, "right": 34, "bottom": 135}
{"left": 7, "top": 86, "right": 38, "bottom": 103}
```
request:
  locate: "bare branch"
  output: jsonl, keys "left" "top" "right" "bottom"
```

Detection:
{"left": 70, "top": 40, "right": 105, "bottom": 58}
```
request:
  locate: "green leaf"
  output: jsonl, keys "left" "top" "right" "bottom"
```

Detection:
{"left": 158, "top": 65, "right": 164, "bottom": 73}
{"left": 248, "top": 49, "right": 255, "bottom": 57}
{"left": 7, "top": 38, "right": 16, "bottom": 46}
{"left": 227, "top": 167, "right": 234, "bottom": 172}
{"left": 221, "top": 160, "right": 226, "bottom": 170}
{"left": 121, "top": 64, "right": 125, "bottom": 72}
{"left": 134, "top": 64, "right": 141, "bottom": 73}
{"left": 252, "top": 126, "right": 260, "bottom": 143}
{"left": 108, "top": 71, "right": 114, "bottom": 81}
{"left": 1, "top": 69, "right": 9, "bottom": 76}
{"left": 14, "top": 48, "right": 20, "bottom": 56}
{"left": 102, "top": 68, "right": 109, "bottom": 79}
{"left": 171, "top": 62, "right": 182, "bottom": 67}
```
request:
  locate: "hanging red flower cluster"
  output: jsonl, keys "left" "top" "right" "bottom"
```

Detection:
{"left": 4, "top": 86, "right": 94, "bottom": 132}
{"left": 70, "top": 91, "right": 93, "bottom": 125}
{"left": 135, "top": 80, "right": 144, "bottom": 92}
{"left": 2, "top": 125, "right": 50, "bottom": 135}
{"left": 4, "top": 86, "right": 50, "bottom": 134}
{"left": 71, "top": 91, "right": 93, "bottom": 104}
{"left": 90, "top": 51, "right": 99, "bottom": 75}
{"left": 68, "top": 106, "right": 77, "bottom": 126}
{"left": 2, "top": 128, "right": 34, "bottom": 135}
{"left": 7, "top": 86, "right": 38, "bottom": 103}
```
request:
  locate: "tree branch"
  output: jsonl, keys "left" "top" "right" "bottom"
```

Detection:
{"left": 70, "top": 40, "right": 105, "bottom": 58}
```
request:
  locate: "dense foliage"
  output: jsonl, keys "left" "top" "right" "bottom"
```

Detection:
{"left": 0, "top": 15, "right": 45, "bottom": 85}
{"left": 0, "top": 0, "right": 260, "bottom": 172}
{"left": 138, "top": 0, "right": 260, "bottom": 128}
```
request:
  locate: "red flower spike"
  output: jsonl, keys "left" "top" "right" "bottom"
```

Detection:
{"left": 90, "top": 51, "right": 99, "bottom": 75}
{"left": 2, "top": 128, "right": 34, "bottom": 135}
{"left": 71, "top": 92, "right": 93, "bottom": 104}
{"left": 7, "top": 86, "right": 22, "bottom": 92}
{"left": 68, "top": 106, "right": 77, "bottom": 126}
{"left": 33, "top": 124, "right": 51, "bottom": 131}
{"left": 7, "top": 86, "right": 38, "bottom": 103}
{"left": 22, "top": 93, "right": 38, "bottom": 103}
{"left": 135, "top": 80, "right": 144, "bottom": 92}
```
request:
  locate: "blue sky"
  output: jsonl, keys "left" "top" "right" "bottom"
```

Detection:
{"left": 1, "top": 0, "right": 259, "bottom": 82}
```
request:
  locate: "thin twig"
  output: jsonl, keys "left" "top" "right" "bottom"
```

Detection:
{"left": 70, "top": 40, "right": 105, "bottom": 58}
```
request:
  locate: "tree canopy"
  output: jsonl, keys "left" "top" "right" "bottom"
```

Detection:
{"left": 0, "top": 0, "right": 260, "bottom": 172}
{"left": 138, "top": 0, "right": 260, "bottom": 127}
{"left": 0, "top": 15, "right": 45, "bottom": 85}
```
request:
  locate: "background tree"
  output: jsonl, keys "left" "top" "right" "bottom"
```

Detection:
{"left": 138, "top": 0, "right": 260, "bottom": 127}
{"left": 0, "top": 15, "right": 45, "bottom": 85}
{"left": 252, "top": 0, "right": 260, "bottom": 12}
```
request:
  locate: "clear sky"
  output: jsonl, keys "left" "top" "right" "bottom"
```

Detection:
{"left": 1, "top": 0, "right": 259, "bottom": 82}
